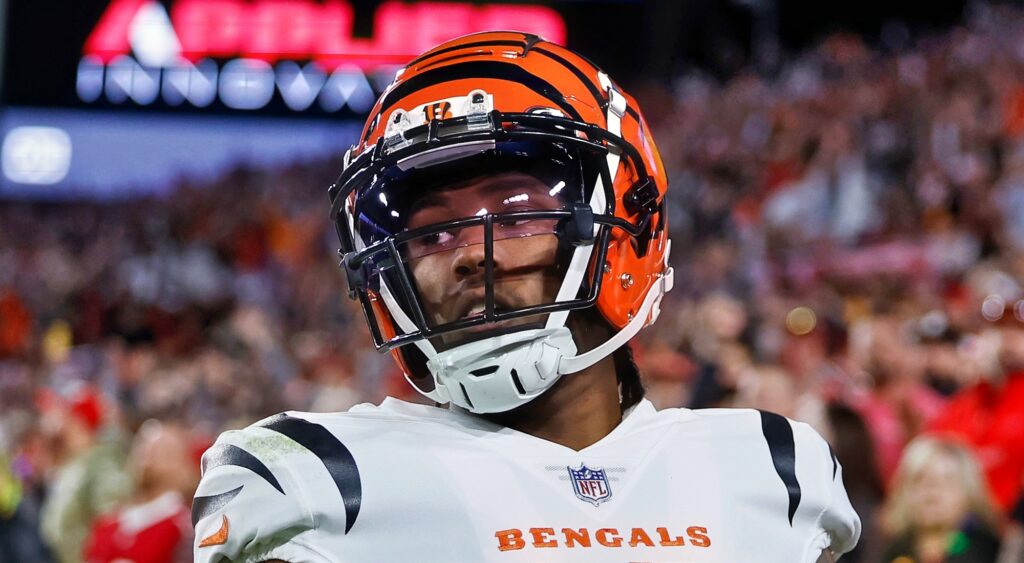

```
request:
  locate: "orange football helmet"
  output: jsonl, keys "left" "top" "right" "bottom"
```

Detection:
{"left": 329, "top": 31, "right": 673, "bottom": 412}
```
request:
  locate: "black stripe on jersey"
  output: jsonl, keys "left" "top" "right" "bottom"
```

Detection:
{"left": 828, "top": 444, "right": 838, "bottom": 481}
{"left": 192, "top": 485, "right": 242, "bottom": 527}
{"left": 378, "top": 61, "right": 585, "bottom": 122}
{"left": 261, "top": 414, "right": 363, "bottom": 534}
{"left": 758, "top": 410, "right": 802, "bottom": 526}
{"left": 203, "top": 443, "right": 284, "bottom": 495}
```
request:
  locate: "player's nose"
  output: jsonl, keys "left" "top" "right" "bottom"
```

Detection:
{"left": 452, "top": 241, "right": 488, "bottom": 279}
{"left": 450, "top": 227, "right": 508, "bottom": 279}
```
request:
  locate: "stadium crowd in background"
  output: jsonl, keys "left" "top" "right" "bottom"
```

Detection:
{"left": 4, "top": 3, "right": 1024, "bottom": 562}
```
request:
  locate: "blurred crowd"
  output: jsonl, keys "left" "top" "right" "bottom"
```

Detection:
{"left": 5, "top": 3, "right": 1024, "bottom": 562}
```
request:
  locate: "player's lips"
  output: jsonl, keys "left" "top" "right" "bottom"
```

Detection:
{"left": 452, "top": 298, "right": 506, "bottom": 322}
{"left": 447, "top": 288, "right": 517, "bottom": 325}
{"left": 438, "top": 300, "right": 535, "bottom": 348}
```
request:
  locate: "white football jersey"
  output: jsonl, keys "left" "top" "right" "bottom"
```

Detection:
{"left": 193, "top": 398, "right": 860, "bottom": 562}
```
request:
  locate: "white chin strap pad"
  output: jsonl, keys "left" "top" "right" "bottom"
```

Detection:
{"left": 426, "top": 328, "right": 577, "bottom": 413}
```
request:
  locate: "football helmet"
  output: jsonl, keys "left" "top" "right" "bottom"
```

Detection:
{"left": 329, "top": 31, "right": 673, "bottom": 413}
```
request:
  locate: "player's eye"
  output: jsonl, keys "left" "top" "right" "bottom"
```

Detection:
{"left": 421, "top": 230, "right": 455, "bottom": 248}
{"left": 404, "top": 229, "right": 459, "bottom": 260}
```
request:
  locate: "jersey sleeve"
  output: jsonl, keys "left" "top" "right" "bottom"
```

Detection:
{"left": 192, "top": 422, "right": 326, "bottom": 563}
{"left": 791, "top": 421, "right": 862, "bottom": 560}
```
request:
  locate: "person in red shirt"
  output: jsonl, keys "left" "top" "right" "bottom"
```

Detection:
{"left": 928, "top": 305, "right": 1024, "bottom": 514}
{"left": 84, "top": 421, "right": 198, "bottom": 563}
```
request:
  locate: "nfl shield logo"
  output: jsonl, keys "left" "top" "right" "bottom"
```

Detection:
{"left": 567, "top": 464, "right": 612, "bottom": 506}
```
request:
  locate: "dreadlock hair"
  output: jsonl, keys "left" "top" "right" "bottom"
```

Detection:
{"left": 613, "top": 343, "right": 645, "bottom": 411}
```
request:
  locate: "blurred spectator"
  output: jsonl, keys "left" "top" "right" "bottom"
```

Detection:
{"left": 929, "top": 312, "right": 1024, "bottom": 514}
{"left": 881, "top": 436, "right": 1002, "bottom": 563}
{"left": 635, "top": 340, "right": 695, "bottom": 409}
{"left": 913, "top": 310, "right": 967, "bottom": 396}
{"left": 687, "top": 293, "right": 751, "bottom": 408}
{"left": 38, "top": 389, "right": 131, "bottom": 563}
{"left": 0, "top": 452, "right": 52, "bottom": 563}
{"left": 84, "top": 420, "right": 196, "bottom": 563}
{"left": 855, "top": 317, "right": 946, "bottom": 483}
{"left": 0, "top": 289, "right": 32, "bottom": 357}
{"left": 822, "top": 403, "right": 884, "bottom": 563}
{"left": 733, "top": 363, "right": 803, "bottom": 419}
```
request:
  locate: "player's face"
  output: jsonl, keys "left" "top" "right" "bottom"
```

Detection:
{"left": 404, "top": 172, "right": 564, "bottom": 350}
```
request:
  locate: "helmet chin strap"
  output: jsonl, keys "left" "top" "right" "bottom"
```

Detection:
{"left": 426, "top": 327, "right": 577, "bottom": 413}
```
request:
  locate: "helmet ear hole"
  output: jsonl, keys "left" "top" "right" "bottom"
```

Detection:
{"left": 623, "top": 178, "right": 662, "bottom": 258}
{"left": 623, "top": 177, "right": 660, "bottom": 217}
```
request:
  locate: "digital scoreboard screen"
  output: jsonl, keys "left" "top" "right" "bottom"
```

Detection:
{"left": 83, "top": 1, "right": 565, "bottom": 115}
{"left": 1, "top": 0, "right": 596, "bottom": 117}
{"left": 0, "top": 0, "right": 639, "bottom": 198}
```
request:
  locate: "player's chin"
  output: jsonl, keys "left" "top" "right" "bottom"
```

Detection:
{"left": 433, "top": 315, "right": 548, "bottom": 351}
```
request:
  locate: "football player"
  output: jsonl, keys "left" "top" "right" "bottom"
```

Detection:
{"left": 193, "top": 32, "right": 860, "bottom": 562}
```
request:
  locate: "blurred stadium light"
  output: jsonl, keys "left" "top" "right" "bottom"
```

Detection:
{"left": 1, "top": 126, "right": 73, "bottom": 185}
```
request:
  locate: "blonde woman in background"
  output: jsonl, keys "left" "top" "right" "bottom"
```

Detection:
{"left": 881, "top": 436, "right": 1002, "bottom": 563}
